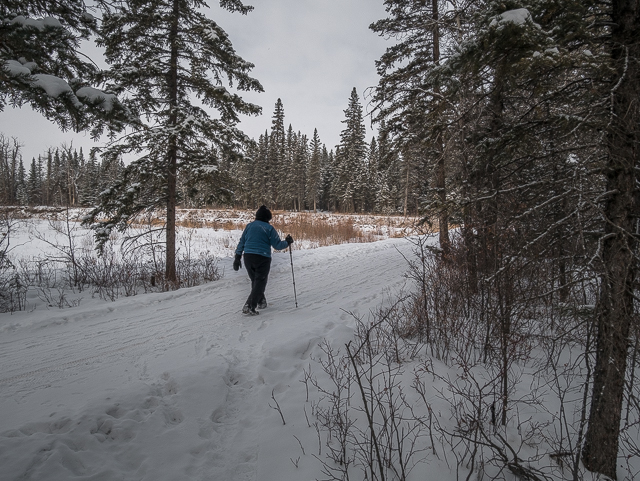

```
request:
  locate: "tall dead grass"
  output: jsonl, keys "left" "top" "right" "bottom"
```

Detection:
{"left": 5, "top": 206, "right": 425, "bottom": 248}
{"left": 175, "top": 210, "right": 421, "bottom": 247}
{"left": 271, "top": 213, "right": 376, "bottom": 246}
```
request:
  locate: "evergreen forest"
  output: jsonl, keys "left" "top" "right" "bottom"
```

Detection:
{"left": 2, "top": 0, "right": 640, "bottom": 479}
{"left": 0, "top": 136, "right": 124, "bottom": 207}
{"left": 1, "top": 90, "right": 411, "bottom": 216}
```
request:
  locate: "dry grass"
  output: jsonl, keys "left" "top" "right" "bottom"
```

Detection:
{"left": 3, "top": 206, "right": 431, "bottom": 248}
{"left": 172, "top": 209, "right": 426, "bottom": 247}
{"left": 272, "top": 213, "right": 374, "bottom": 246}
{"left": 144, "top": 212, "right": 430, "bottom": 249}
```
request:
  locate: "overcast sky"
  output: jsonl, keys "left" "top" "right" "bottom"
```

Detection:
{"left": 0, "top": 0, "right": 389, "bottom": 164}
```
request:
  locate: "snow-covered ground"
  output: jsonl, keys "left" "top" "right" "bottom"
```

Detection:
{"left": 0, "top": 221, "right": 417, "bottom": 480}
{"left": 1, "top": 217, "right": 637, "bottom": 481}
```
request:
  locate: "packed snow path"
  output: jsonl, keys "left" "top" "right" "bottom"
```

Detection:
{"left": 0, "top": 237, "right": 415, "bottom": 481}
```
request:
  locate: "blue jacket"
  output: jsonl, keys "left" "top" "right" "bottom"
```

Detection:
{"left": 236, "top": 220, "right": 289, "bottom": 258}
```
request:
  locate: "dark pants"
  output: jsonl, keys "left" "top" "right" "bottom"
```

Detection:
{"left": 243, "top": 253, "right": 271, "bottom": 309}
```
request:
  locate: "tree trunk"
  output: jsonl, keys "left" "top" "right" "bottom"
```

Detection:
{"left": 458, "top": 91, "right": 477, "bottom": 289}
{"left": 165, "top": 0, "right": 180, "bottom": 284}
{"left": 582, "top": 1, "right": 640, "bottom": 478}
{"left": 403, "top": 165, "right": 409, "bottom": 218}
{"left": 499, "top": 273, "right": 512, "bottom": 426}
{"left": 435, "top": 139, "right": 449, "bottom": 252}
{"left": 432, "top": 0, "right": 450, "bottom": 254}
{"left": 477, "top": 65, "right": 504, "bottom": 275}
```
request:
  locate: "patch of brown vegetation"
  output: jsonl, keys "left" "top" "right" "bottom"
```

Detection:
{"left": 150, "top": 209, "right": 425, "bottom": 246}
{"left": 4, "top": 206, "right": 430, "bottom": 247}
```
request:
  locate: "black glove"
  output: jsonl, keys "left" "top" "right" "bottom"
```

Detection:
{"left": 233, "top": 254, "right": 242, "bottom": 271}
{"left": 285, "top": 234, "right": 294, "bottom": 245}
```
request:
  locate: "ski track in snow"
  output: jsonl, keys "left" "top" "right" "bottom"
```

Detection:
{"left": 0, "top": 237, "right": 415, "bottom": 481}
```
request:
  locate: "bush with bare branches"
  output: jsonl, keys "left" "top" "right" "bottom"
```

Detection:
{"left": 309, "top": 230, "right": 638, "bottom": 480}
{"left": 0, "top": 209, "right": 27, "bottom": 312}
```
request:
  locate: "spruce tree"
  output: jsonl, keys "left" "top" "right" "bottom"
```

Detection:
{"left": 0, "top": 135, "right": 21, "bottom": 205}
{"left": 79, "top": 149, "right": 99, "bottom": 206}
{"left": 83, "top": 0, "right": 262, "bottom": 284}
{"left": 236, "top": 138, "right": 258, "bottom": 207}
{"left": 371, "top": 0, "right": 469, "bottom": 247}
{"left": 45, "top": 150, "right": 53, "bottom": 205}
{"left": 256, "top": 131, "right": 270, "bottom": 204}
{"left": 52, "top": 148, "right": 62, "bottom": 205}
{"left": 293, "top": 132, "right": 308, "bottom": 211}
{"left": 375, "top": 125, "right": 401, "bottom": 214}
{"left": 335, "top": 88, "right": 368, "bottom": 212}
{"left": 581, "top": 0, "right": 640, "bottom": 476}
{"left": 320, "top": 147, "right": 334, "bottom": 211}
{"left": 15, "top": 159, "right": 27, "bottom": 206}
{"left": 1, "top": 0, "right": 128, "bottom": 136}
{"left": 369, "top": 5, "right": 639, "bottom": 474}
{"left": 307, "top": 129, "right": 323, "bottom": 212}
{"left": 27, "top": 157, "right": 40, "bottom": 205}
{"left": 365, "top": 137, "right": 379, "bottom": 212}
{"left": 282, "top": 124, "right": 297, "bottom": 209}
{"left": 327, "top": 148, "right": 341, "bottom": 211}
{"left": 268, "top": 99, "right": 286, "bottom": 207}
{"left": 451, "top": 2, "right": 640, "bottom": 475}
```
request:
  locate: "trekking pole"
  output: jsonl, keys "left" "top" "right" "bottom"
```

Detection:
{"left": 289, "top": 246, "right": 298, "bottom": 308}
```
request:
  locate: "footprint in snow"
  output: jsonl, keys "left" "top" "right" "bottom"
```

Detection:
{"left": 163, "top": 406, "right": 184, "bottom": 426}
{"left": 239, "top": 330, "right": 249, "bottom": 342}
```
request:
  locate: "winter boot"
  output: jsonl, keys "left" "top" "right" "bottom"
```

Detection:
{"left": 242, "top": 303, "right": 259, "bottom": 316}
{"left": 257, "top": 297, "right": 268, "bottom": 310}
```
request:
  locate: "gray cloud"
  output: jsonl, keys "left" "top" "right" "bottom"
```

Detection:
{"left": 0, "top": 0, "right": 389, "bottom": 162}
{"left": 220, "top": 0, "right": 388, "bottom": 148}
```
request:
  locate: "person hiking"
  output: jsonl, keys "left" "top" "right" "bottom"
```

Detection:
{"left": 233, "top": 205, "right": 294, "bottom": 315}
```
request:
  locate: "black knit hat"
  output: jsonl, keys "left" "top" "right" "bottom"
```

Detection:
{"left": 255, "top": 205, "right": 272, "bottom": 222}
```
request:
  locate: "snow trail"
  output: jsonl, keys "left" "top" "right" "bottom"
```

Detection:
{"left": 0, "top": 237, "right": 414, "bottom": 481}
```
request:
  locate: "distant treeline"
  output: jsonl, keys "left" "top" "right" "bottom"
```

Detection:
{"left": 232, "top": 93, "right": 413, "bottom": 215}
{"left": 1, "top": 92, "right": 424, "bottom": 215}
{"left": 0, "top": 134, "right": 124, "bottom": 207}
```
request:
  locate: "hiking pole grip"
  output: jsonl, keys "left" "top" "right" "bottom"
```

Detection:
{"left": 289, "top": 246, "right": 298, "bottom": 308}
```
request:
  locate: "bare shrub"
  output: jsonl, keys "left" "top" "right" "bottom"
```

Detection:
{"left": 396, "top": 231, "right": 639, "bottom": 479}
{"left": 78, "top": 233, "right": 220, "bottom": 301}
{"left": 1, "top": 271, "right": 27, "bottom": 312}
{"left": 3, "top": 209, "right": 222, "bottom": 307}
{"left": 396, "top": 235, "right": 480, "bottom": 363}
{"left": 309, "top": 296, "right": 560, "bottom": 481}
{"left": 0, "top": 208, "right": 27, "bottom": 312}
{"left": 312, "top": 338, "right": 356, "bottom": 478}
{"left": 29, "top": 207, "right": 91, "bottom": 290}
{"left": 175, "top": 228, "right": 221, "bottom": 287}
{"left": 307, "top": 227, "right": 634, "bottom": 480}
{"left": 78, "top": 243, "right": 131, "bottom": 301}
{"left": 311, "top": 307, "right": 428, "bottom": 481}
{"left": 16, "top": 258, "right": 81, "bottom": 308}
